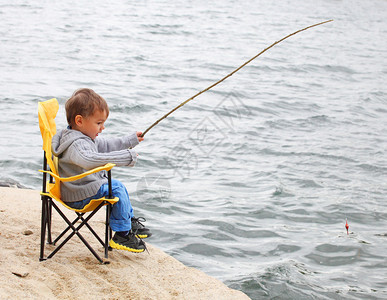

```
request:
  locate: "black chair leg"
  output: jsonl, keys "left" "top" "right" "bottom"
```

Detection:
{"left": 47, "top": 199, "right": 53, "bottom": 244}
{"left": 53, "top": 214, "right": 82, "bottom": 245}
{"left": 39, "top": 196, "right": 48, "bottom": 261}
{"left": 105, "top": 203, "right": 112, "bottom": 258}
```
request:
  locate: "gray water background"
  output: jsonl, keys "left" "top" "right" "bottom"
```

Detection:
{"left": 1, "top": 0, "right": 386, "bottom": 299}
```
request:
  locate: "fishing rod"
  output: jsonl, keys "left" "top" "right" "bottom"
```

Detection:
{"left": 140, "top": 19, "right": 333, "bottom": 138}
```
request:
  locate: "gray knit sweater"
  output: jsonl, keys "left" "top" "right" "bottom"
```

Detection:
{"left": 52, "top": 128, "right": 139, "bottom": 202}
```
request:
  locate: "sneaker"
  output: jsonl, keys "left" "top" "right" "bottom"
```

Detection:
{"left": 109, "top": 231, "right": 146, "bottom": 253}
{"left": 131, "top": 217, "right": 152, "bottom": 239}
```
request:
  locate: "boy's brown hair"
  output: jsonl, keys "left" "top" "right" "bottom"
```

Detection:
{"left": 65, "top": 88, "right": 109, "bottom": 127}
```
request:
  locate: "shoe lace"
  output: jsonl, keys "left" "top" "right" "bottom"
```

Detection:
{"left": 132, "top": 216, "right": 146, "bottom": 228}
{"left": 140, "top": 238, "right": 149, "bottom": 254}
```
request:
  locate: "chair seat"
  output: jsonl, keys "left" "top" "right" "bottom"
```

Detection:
{"left": 41, "top": 182, "right": 118, "bottom": 213}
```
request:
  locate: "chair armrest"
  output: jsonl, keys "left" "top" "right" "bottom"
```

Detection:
{"left": 39, "top": 163, "right": 116, "bottom": 182}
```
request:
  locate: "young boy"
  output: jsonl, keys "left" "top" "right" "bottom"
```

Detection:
{"left": 52, "top": 88, "right": 151, "bottom": 253}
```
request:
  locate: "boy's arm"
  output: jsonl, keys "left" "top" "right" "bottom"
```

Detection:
{"left": 96, "top": 132, "right": 140, "bottom": 153}
{"left": 69, "top": 141, "right": 138, "bottom": 170}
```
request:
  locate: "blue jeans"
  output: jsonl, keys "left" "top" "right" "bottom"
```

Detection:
{"left": 66, "top": 179, "right": 134, "bottom": 232}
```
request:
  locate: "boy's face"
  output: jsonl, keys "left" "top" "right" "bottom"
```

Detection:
{"left": 75, "top": 109, "right": 107, "bottom": 140}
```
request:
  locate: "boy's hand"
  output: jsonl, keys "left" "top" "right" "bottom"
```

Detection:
{"left": 137, "top": 132, "right": 144, "bottom": 142}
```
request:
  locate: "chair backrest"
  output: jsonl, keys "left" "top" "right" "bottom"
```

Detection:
{"left": 38, "top": 98, "right": 61, "bottom": 199}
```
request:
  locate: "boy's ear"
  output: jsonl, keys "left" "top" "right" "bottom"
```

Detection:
{"left": 74, "top": 115, "right": 83, "bottom": 127}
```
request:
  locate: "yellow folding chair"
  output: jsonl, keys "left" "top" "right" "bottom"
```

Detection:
{"left": 38, "top": 98, "right": 118, "bottom": 263}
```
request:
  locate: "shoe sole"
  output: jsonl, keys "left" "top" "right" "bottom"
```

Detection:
{"left": 136, "top": 233, "right": 152, "bottom": 239}
{"left": 109, "top": 240, "right": 145, "bottom": 253}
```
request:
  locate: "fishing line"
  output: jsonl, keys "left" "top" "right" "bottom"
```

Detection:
{"left": 141, "top": 19, "right": 333, "bottom": 138}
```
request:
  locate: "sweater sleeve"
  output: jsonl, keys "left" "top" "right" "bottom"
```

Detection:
{"left": 68, "top": 139, "right": 138, "bottom": 170}
{"left": 96, "top": 132, "right": 139, "bottom": 153}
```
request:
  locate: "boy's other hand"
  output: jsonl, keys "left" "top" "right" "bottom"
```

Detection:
{"left": 137, "top": 132, "right": 144, "bottom": 142}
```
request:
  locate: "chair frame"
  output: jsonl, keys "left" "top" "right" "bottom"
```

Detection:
{"left": 40, "top": 152, "right": 116, "bottom": 264}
